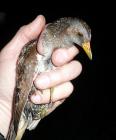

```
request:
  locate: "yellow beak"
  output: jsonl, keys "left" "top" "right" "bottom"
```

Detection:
{"left": 82, "top": 42, "right": 92, "bottom": 60}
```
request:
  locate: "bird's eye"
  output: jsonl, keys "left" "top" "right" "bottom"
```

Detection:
{"left": 78, "top": 32, "right": 83, "bottom": 37}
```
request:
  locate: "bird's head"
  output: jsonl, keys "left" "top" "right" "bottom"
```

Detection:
{"left": 67, "top": 18, "right": 92, "bottom": 60}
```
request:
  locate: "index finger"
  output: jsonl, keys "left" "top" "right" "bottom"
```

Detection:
{"left": 51, "top": 46, "right": 79, "bottom": 66}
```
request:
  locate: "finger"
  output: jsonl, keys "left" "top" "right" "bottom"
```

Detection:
{"left": 1, "top": 15, "right": 45, "bottom": 61}
{"left": 52, "top": 46, "right": 79, "bottom": 66}
{"left": 31, "top": 82, "right": 73, "bottom": 104}
{"left": 34, "top": 60, "right": 82, "bottom": 89}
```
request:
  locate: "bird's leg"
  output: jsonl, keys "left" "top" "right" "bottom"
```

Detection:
{"left": 37, "top": 88, "right": 55, "bottom": 118}
{"left": 48, "top": 87, "right": 54, "bottom": 108}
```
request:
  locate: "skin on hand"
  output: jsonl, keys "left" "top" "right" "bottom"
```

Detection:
{"left": 0, "top": 15, "right": 82, "bottom": 137}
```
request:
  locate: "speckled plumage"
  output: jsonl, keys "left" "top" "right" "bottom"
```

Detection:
{"left": 7, "top": 17, "right": 91, "bottom": 140}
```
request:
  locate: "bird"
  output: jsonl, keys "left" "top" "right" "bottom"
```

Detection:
{"left": 6, "top": 17, "right": 92, "bottom": 140}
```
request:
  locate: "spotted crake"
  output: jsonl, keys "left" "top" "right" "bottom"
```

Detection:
{"left": 7, "top": 17, "right": 92, "bottom": 140}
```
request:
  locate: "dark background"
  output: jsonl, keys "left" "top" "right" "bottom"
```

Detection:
{"left": 0, "top": 7, "right": 115, "bottom": 139}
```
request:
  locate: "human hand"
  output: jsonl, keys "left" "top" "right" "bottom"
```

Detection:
{"left": 0, "top": 15, "right": 82, "bottom": 137}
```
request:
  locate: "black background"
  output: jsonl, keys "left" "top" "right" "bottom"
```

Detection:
{"left": 0, "top": 6, "right": 115, "bottom": 139}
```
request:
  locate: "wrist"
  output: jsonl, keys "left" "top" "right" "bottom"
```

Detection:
{"left": 0, "top": 100, "right": 11, "bottom": 138}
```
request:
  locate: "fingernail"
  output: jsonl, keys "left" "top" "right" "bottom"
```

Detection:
{"left": 31, "top": 94, "right": 41, "bottom": 104}
{"left": 55, "top": 49, "right": 69, "bottom": 63}
{"left": 35, "top": 75, "right": 50, "bottom": 89}
{"left": 62, "top": 50, "right": 69, "bottom": 60}
{"left": 34, "top": 15, "right": 44, "bottom": 22}
{"left": 68, "top": 46, "right": 79, "bottom": 56}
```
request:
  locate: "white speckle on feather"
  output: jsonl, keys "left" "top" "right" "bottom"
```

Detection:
{"left": 35, "top": 54, "right": 46, "bottom": 73}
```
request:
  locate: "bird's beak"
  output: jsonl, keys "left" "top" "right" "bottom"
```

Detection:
{"left": 82, "top": 42, "right": 92, "bottom": 60}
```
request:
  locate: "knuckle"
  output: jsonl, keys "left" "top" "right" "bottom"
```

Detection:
{"left": 66, "top": 82, "right": 74, "bottom": 96}
{"left": 73, "top": 60, "right": 82, "bottom": 76}
{"left": 19, "top": 25, "right": 27, "bottom": 33}
{"left": 18, "top": 25, "right": 32, "bottom": 41}
{"left": 74, "top": 60, "right": 82, "bottom": 70}
{"left": 63, "top": 82, "right": 74, "bottom": 98}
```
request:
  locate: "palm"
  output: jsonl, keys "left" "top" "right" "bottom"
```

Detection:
{"left": 0, "top": 52, "right": 16, "bottom": 100}
{"left": 0, "top": 50, "right": 17, "bottom": 135}
{"left": 0, "top": 15, "right": 48, "bottom": 137}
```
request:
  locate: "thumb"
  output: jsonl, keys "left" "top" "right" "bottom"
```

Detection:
{"left": 0, "top": 15, "right": 45, "bottom": 61}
